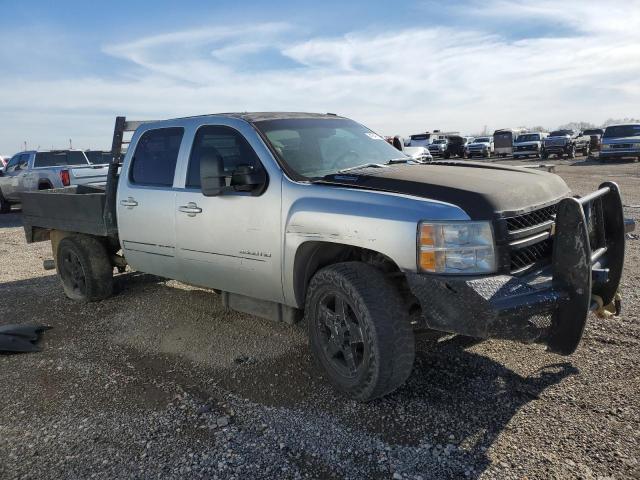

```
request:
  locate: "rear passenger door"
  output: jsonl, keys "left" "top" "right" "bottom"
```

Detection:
{"left": 117, "top": 127, "right": 185, "bottom": 279}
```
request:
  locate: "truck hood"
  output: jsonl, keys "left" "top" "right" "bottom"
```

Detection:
{"left": 317, "top": 161, "right": 570, "bottom": 220}
{"left": 602, "top": 135, "right": 640, "bottom": 145}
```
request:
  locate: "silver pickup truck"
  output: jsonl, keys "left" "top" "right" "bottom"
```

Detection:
{"left": 0, "top": 150, "right": 109, "bottom": 213}
{"left": 20, "top": 114, "right": 634, "bottom": 401}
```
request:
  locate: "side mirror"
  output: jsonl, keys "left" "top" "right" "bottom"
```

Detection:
{"left": 231, "top": 164, "right": 266, "bottom": 193}
{"left": 200, "top": 153, "right": 226, "bottom": 197}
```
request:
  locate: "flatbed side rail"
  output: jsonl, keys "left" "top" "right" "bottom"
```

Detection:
{"left": 103, "top": 116, "right": 157, "bottom": 235}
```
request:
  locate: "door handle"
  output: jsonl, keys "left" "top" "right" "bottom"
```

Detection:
{"left": 178, "top": 202, "right": 202, "bottom": 217}
{"left": 120, "top": 197, "right": 138, "bottom": 208}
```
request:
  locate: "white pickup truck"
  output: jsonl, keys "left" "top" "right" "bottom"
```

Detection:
{"left": 0, "top": 150, "right": 109, "bottom": 213}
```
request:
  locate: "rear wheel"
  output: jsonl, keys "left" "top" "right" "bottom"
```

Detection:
{"left": 56, "top": 235, "right": 114, "bottom": 302}
{"left": 306, "top": 262, "right": 415, "bottom": 401}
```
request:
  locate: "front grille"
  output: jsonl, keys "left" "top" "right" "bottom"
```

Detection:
{"left": 506, "top": 204, "right": 557, "bottom": 232}
{"left": 612, "top": 143, "right": 632, "bottom": 149}
{"left": 504, "top": 203, "right": 559, "bottom": 274}
{"left": 510, "top": 238, "right": 553, "bottom": 273}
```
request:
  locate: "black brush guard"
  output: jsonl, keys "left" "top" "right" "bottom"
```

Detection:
{"left": 406, "top": 181, "right": 629, "bottom": 355}
{"left": 546, "top": 181, "right": 625, "bottom": 354}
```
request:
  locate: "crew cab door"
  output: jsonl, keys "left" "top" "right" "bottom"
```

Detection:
{"left": 0, "top": 153, "right": 30, "bottom": 201}
{"left": 117, "top": 127, "right": 185, "bottom": 279}
{"left": 174, "top": 123, "right": 283, "bottom": 303}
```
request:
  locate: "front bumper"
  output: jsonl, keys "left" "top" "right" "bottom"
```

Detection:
{"left": 600, "top": 149, "right": 640, "bottom": 158}
{"left": 407, "top": 182, "right": 631, "bottom": 355}
{"left": 544, "top": 144, "right": 571, "bottom": 154}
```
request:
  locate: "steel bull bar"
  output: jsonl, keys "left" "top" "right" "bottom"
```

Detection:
{"left": 406, "top": 182, "right": 634, "bottom": 356}
{"left": 543, "top": 181, "right": 629, "bottom": 353}
{"left": 501, "top": 181, "right": 631, "bottom": 355}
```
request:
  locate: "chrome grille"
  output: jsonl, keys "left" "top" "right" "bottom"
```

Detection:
{"left": 506, "top": 204, "right": 557, "bottom": 232}
{"left": 510, "top": 238, "right": 553, "bottom": 273}
{"left": 505, "top": 203, "right": 559, "bottom": 274}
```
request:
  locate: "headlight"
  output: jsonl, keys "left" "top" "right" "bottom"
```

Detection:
{"left": 418, "top": 221, "right": 496, "bottom": 274}
{"left": 632, "top": 143, "right": 640, "bottom": 149}
{"left": 602, "top": 144, "right": 611, "bottom": 149}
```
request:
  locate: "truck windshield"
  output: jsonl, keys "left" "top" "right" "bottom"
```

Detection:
{"left": 254, "top": 118, "right": 408, "bottom": 179}
{"left": 603, "top": 124, "right": 640, "bottom": 138}
{"left": 549, "top": 130, "right": 571, "bottom": 137}
{"left": 432, "top": 139, "right": 447, "bottom": 144}
{"left": 472, "top": 137, "right": 490, "bottom": 143}
{"left": 516, "top": 134, "right": 540, "bottom": 142}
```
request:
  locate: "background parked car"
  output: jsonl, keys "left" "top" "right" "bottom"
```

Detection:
{"left": 466, "top": 136, "right": 494, "bottom": 158}
{"left": 542, "top": 130, "right": 591, "bottom": 159}
{"left": 582, "top": 128, "right": 605, "bottom": 152}
{"left": 493, "top": 128, "right": 525, "bottom": 157}
{"left": 427, "top": 138, "right": 448, "bottom": 157}
{"left": 0, "top": 155, "right": 9, "bottom": 172}
{"left": 0, "top": 150, "right": 109, "bottom": 213}
{"left": 402, "top": 146, "right": 433, "bottom": 162}
{"left": 85, "top": 150, "right": 123, "bottom": 164}
{"left": 513, "top": 132, "right": 548, "bottom": 159}
{"left": 443, "top": 135, "right": 471, "bottom": 159}
{"left": 599, "top": 123, "right": 640, "bottom": 162}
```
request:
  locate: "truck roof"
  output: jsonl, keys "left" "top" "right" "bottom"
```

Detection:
{"left": 171, "top": 112, "right": 344, "bottom": 123}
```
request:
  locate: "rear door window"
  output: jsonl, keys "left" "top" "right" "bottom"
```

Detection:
{"left": 130, "top": 128, "right": 184, "bottom": 187}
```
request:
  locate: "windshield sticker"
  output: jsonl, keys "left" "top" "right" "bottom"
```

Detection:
{"left": 365, "top": 133, "right": 384, "bottom": 140}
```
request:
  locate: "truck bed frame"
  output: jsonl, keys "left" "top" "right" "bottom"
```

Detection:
{"left": 22, "top": 117, "right": 151, "bottom": 243}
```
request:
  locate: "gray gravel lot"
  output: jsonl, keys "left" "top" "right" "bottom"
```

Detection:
{"left": 1, "top": 157, "right": 639, "bottom": 479}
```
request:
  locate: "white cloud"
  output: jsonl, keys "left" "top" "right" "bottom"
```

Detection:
{"left": 0, "top": 0, "right": 639, "bottom": 152}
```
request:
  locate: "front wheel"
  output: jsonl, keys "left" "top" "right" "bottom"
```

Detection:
{"left": 305, "top": 262, "right": 415, "bottom": 401}
{"left": 56, "top": 235, "right": 114, "bottom": 302}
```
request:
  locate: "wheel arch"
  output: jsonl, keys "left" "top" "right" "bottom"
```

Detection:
{"left": 292, "top": 240, "right": 403, "bottom": 308}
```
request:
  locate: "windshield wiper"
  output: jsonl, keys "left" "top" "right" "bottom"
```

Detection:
{"left": 337, "top": 163, "right": 386, "bottom": 173}
{"left": 386, "top": 158, "right": 410, "bottom": 164}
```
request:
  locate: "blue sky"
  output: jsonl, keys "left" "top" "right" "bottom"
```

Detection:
{"left": 1, "top": 0, "right": 639, "bottom": 153}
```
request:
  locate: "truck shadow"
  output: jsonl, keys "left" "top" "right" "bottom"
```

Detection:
{"left": 0, "top": 211, "right": 23, "bottom": 228}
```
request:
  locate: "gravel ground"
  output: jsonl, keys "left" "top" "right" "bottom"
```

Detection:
{"left": 1, "top": 157, "right": 639, "bottom": 479}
